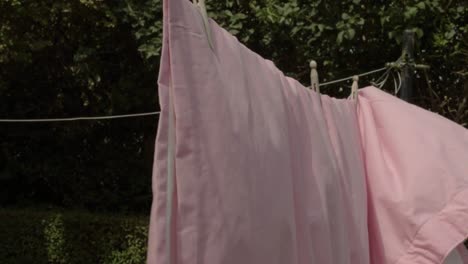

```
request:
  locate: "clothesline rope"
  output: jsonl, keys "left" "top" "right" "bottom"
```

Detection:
{"left": 0, "top": 111, "right": 160, "bottom": 123}
{"left": 0, "top": 66, "right": 389, "bottom": 123}
{"left": 319, "top": 67, "right": 388, "bottom": 87}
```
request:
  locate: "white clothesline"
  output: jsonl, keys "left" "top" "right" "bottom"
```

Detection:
{"left": 0, "top": 111, "right": 161, "bottom": 123}
{"left": 0, "top": 66, "right": 389, "bottom": 123}
{"left": 320, "top": 67, "right": 387, "bottom": 87}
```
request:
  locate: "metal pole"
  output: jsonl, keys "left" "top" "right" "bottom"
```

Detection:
{"left": 400, "top": 29, "right": 415, "bottom": 102}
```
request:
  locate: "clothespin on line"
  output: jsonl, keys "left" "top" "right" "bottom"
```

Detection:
{"left": 350, "top": 75, "right": 359, "bottom": 100}
{"left": 310, "top": 60, "right": 320, "bottom": 93}
{"left": 193, "top": 0, "right": 214, "bottom": 50}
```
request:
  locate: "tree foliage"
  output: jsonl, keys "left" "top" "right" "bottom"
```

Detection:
{"left": 0, "top": 0, "right": 466, "bottom": 212}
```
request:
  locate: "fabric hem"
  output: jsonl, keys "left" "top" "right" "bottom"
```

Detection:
{"left": 395, "top": 187, "right": 468, "bottom": 264}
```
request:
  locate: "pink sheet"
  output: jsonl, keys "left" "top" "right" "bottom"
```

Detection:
{"left": 357, "top": 87, "right": 468, "bottom": 263}
{"left": 147, "top": 0, "right": 468, "bottom": 263}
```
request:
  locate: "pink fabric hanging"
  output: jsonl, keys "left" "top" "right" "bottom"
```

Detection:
{"left": 357, "top": 87, "right": 468, "bottom": 264}
{"left": 146, "top": 0, "right": 468, "bottom": 263}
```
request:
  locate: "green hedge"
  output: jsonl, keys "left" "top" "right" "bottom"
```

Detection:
{"left": 2, "top": 207, "right": 468, "bottom": 263}
{"left": 0, "top": 208, "right": 149, "bottom": 264}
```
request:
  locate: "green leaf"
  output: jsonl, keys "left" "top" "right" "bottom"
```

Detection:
{"left": 347, "top": 28, "right": 356, "bottom": 39}
{"left": 404, "top": 7, "right": 418, "bottom": 19}
{"left": 414, "top": 27, "right": 424, "bottom": 38}
{"left": 380, "top": 16, "right": 389, "bottom": 26}
{"left": 445, "top": 29, "right": 456, "bottom": 39}
{"left": 337, "top": 31, "right": 344, "bottom": 44}
{"left": 416, "top": 2, "right": 425, "bottom": 9}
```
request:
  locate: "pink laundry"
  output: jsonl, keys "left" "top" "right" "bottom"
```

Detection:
{"left": 147, "top": 0, "right": 468, "bottom": 263}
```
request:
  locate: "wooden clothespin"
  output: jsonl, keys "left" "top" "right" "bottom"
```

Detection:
{"left": 350, "top": 75, "right": 359, "bottom": 99}
{"left": 310, "top": 60, "right": 320, "bottom": 93}
{"left": 194, "top": 0, "right": 214, "bottom": 50}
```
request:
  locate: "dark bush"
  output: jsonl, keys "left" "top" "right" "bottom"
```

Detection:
{"left": 0, "top": 208, "right": 149, "bottom": 264}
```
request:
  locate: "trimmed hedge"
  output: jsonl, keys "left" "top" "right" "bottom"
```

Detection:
{"left": 0, "top": 208, "right": 149, "bottom": 264}
{"left": 3, "top": 207, "right": 467, "bottom": 264}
